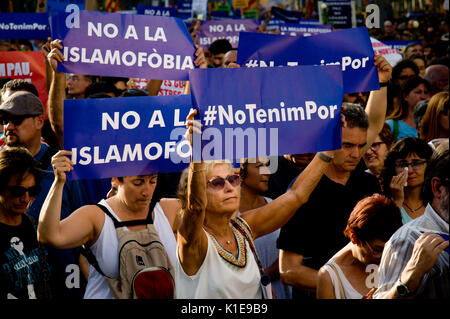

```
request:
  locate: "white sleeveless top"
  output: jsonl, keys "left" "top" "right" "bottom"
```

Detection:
{"left": 323, "top": 259, "right": 363, "bottom": 299}
{"left": 83, "top": 199, "right": 177, "bottom": 299}
{"left": 153, "top": 202, "right": 177, "bottom": 268}
{"left": 175, "top": 227, "right": 263, "bottom": 299}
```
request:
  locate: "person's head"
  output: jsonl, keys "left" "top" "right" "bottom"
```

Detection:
{"left": 363, "top": 123, "right": 394, "bottom": 176}
{"left": 392, "top": 60, "right": 419, "bottom": 87}
{"left": 342, "top": 91, "right": 370, "bottom": 108}
{"left": 404, "top": 43, "right": 423, "bottom": 59}
{"left": 344, "top": 194, "right": 402, "bottom": 265}
{"left": 0, "top": 146, "right": 42, "bottom": 216}
{"left": 0, "top": 91, "right": 45, "bottom": 149}
{"left": 409, "top": 54, "right": 426, "bottom": 77}
{"left": 332, "top": 103, "right": 369, "bottom": 172}
{"left": 112, "top": 175, "right": 158, "bottom": 211}
{"left": 0, "top": 40, "right": 11, "bottom": 52}
{"left": 424, "top": 64, "right": 449, "bottom": 95}
{"left": 85, "top": 81, "right": 121, "bottom": 98}
{"left": 413, "top": 99, "right": 429, "bottom": 130}
{"left": 401, "top": 76, "right": 431, "bottom": 111}
{"left": 422, "top": 145, "right": 449, "bottom": 223}
{"left": 18, "top": 40, "right": 33, "bottom": 51}
{"left": 383, "top": 20, "right": 394, "bottom": 35}
{"left": 423, "top": 44, "right": 436, "bottom": 65}
{"left": 240, "top": 157, "right": 271, "bottom": 194}
{"left": 382, "top": 137, "right": 434, "bottom": 197}
{"left": 419, "top": 91, "right": 449, "bottom": 142}
{"left": 0, "top": 79, "right": 39, "bottom": 103}
{"left": 120, "top": 89, "right": 149, "bottom": 97}
{"left": 66, "top": 74, "right": 94, "bottom": 98}
{"left": 222, "top": 49, "right": 237, "bottom": 68}
{"left": 208, "top": 39, "right": 233, "bottom": 68}
{"left": 204, "top": 160, "right": 240, "bottom": 215}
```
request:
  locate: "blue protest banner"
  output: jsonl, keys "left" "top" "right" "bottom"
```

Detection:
{"left": 197, "top": 19, "right": 259, "bottom": 48}
{"left": 188, "top": 65, "right": 343, "bottom": 163}
{"left": 0, "top": 13, "right": 51, "bottom": 40}
{"left": 50, "top": 10, "right": 196, "bottom": 80}
{"left": 176, "top": 0, "right": 193, "bottom": 21}
{"left": 237, "top": 27, "right": 379, "bottom": 94}
{"left": 64, "top": 95, "right": 192, "bottom": 181}
{"left": 270, "top": 6, "right": 303, "bottom": 23}
{"left": 137, "top": 5, "right": 177, "bottom": 17}
{"left": 278, "top": 23, "right": 333, "bottom": 36}
{"left": 47, "top": 0, "right": 85, "bottom": 16}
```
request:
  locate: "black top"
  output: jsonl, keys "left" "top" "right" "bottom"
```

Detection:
{"left": 277, "top": 169, "right": 381, "bottom": 298}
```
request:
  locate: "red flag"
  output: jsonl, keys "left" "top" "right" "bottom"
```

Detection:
{"left": 105, "top": 0, "right": 120, "bottom": 12}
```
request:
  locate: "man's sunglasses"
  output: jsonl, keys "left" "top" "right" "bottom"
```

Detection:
{"left": 0, "top": 115, "right": 33, "bottom": 126}
{"left": 207, "top": 174, "right": 241, "bottom": 190}
{"left": 6, "top": 185, "right": 41, "bottom": 198}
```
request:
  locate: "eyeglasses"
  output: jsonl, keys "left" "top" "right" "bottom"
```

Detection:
{"left": 369, "top": 141, "right": 385, "bottom": 151}
{"left": 0, "top": 116, "right": 32, "bottom": 126}
{"left": 6, "top": 185, "right": 41, "bottom": 198}
{"left": 394, "top": 160, "right": 427, "bottom": 172}
{"left": 365, "top": 241, "right": 384, "bottom": 256}
{"left": 207, "top": 174, "right": 241, "bottom": 190}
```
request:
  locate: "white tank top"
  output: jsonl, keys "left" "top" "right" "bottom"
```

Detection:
{"left": 324, "top": 259, "right": 363, "bottom": 299}
{"left": 175, "top": 228, "right": 262, "bottom": 299}
{"left": 83, "top": 199, "right": 176, "bottom": 299}
{"left": 152, "top": 202, "right": 177, "bottom": 268}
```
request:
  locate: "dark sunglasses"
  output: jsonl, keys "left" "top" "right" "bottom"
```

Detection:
{"left": 6, "top": 185, "right": 41, "bottom": 198}
{"left": 0, "top": 115, "right": 32, "bottom": 126}
{"left": 207, "top": 174, "right": 241, "bottom": 190}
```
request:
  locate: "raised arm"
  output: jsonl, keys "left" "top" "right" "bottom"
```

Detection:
{"left": 46, "top": 39, "right": 66, "bottom": 149}
{"left": 177, "top": 109, "right": 208, "bottom": 275}
{"left": 37, "top": 150, "right": 101, "bottom": 249}
{"left": 362, "top": 54, "right": 392, "bottom": 155}
{"left": 241, "top": 150, "right": 334, "bottom": 239}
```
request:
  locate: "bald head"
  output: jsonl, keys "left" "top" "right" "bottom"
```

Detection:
{"left": 425, "top": 64, "right": 449, "bottom": 94}
{"left": 222, "top": 49, "right": 237, "bottom": 68}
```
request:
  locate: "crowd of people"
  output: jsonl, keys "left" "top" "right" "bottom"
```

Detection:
{"left": 0, "top": 2, "right": 448, "bottom": 301}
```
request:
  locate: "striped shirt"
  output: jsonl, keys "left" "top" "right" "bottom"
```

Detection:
{"left": 374, "top": 204, "right": 449, "bottom": 299}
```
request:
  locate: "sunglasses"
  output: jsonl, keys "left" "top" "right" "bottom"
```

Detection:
{"left": 207, "top": 174, "right": 241, "bottom": 190}
{"left": 0, "top": 116, "right": 32, "bottom": 126}
{"left": 394, "top": 160, "right": 427, "bottom": 172}
{"left": 6, "top": 185, "right": 41, "bottom": 198}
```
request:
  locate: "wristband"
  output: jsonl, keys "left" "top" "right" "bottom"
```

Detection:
{"left": 317, "top": 152, "right": 333, "bottom": 163}
{"left": 379, "top": 81, "right": 389, "bottom": 87}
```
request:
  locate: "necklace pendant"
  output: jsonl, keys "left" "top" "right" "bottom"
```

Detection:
{"left": 226, "top": 240, "right": 231, "bottom": 245}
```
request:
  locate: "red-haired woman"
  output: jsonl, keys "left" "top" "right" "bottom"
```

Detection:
{"left": 317, "top": 194, "right": 402, "bottom": 299}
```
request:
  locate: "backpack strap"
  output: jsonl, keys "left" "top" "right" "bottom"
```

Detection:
{"left": 393, "top": 119, "right": 399, "bottom": 141}
{"left": 37, "top": 146, "right": 58, "bottom": 170}
{"left": 95, "top": 203, "right": 152, "bottom": 228}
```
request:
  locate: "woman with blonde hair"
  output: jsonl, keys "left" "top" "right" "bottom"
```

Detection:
{"left": 175, "top": 109, "right": 337, "bottom": 299}
{"left": 419, "top": 91, "right": 449, "bottom": 147}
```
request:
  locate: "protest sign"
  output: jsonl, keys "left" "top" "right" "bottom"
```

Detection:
{"left": 50, "top": 10, "right": 196, "bottom": 80}
{"left": 47, "top": 0, "right": 85, "bottom": 16}
{"left": 371, "top": 37, "right": 402, "bottom": 67}
{"left": 237, "top": 27, "right": 379, "bottom": 94}
{"left": 189, "top": 65, "right": 343, "bottom": 163}
{"left": 270, "top": 6, "right": 303, "bottom": 23}
{"left": 0, "top": 13, "right": 51, "bottom": 40}
{"left": 0, "top": 51, "right": 48, "bottom": 110}
{"left": 278, "top": 23, "right": 333, "bottom": 36}
{"left": 137, "top": 5, "right": 177, "bottom": 17}
{"left": 64, "top": 95, "right": 192, "bottom": 180}
{"left": 176, "top": 0, "right": 193, "bottom": 21}
{"left": 158, "top": 80, "right": 186, "bottom": 96}
{"left": 382, "top": 40, "right": 422, "bottom": 55}
{"left": 318, "top": 0, "right": 356, "bottom": 29}
{"left": 192, "top": 0, "right": 208, "bottom": 20}
{"left": 197, "top": 19, "right": 259, "bottom": 48}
